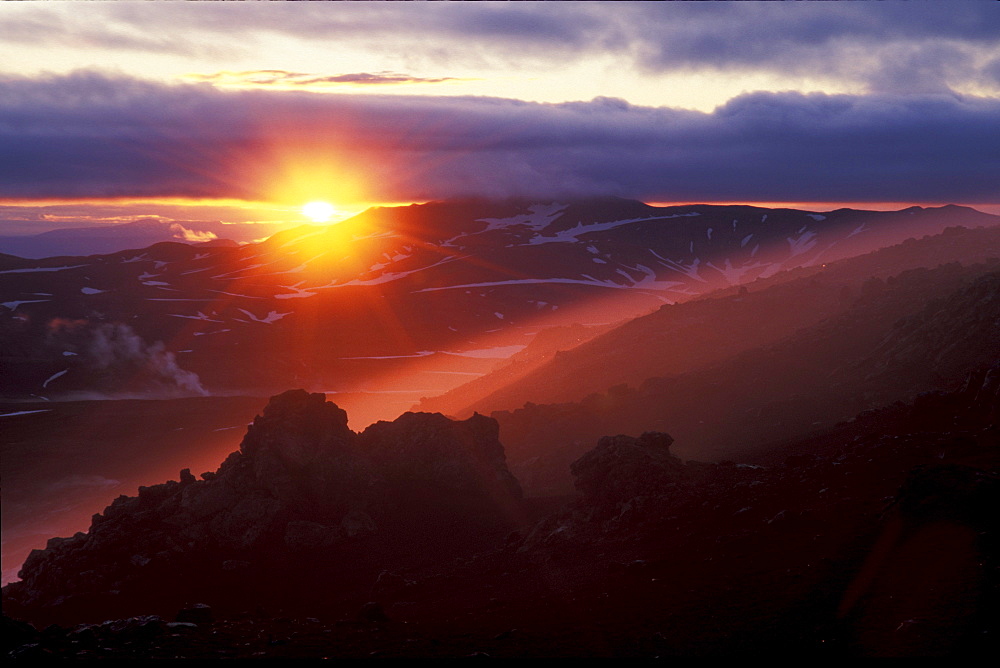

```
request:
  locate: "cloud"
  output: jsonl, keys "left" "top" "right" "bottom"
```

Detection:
{"left": 599, "top": 4, "right": 1000, "bottom": 100}
{"left": 620, "top": 3, "right": 1000, "bottom": 67}
{"left": 0, "top": 5, "right": 237, "bottom": 59}
{"left": 169, "top": 223, "right": 218, "bottom": 243}
{"left": 983, "top": 57, "right": 1000, "bottom": 86}
{"left": 1, "top": 71, "right": 998, "bottom": 205}
{"left": 186, "top": 70, "right": 460, "bottom": 88}
{"left": 4, "top": 3, "right": 997, "bottom": 95}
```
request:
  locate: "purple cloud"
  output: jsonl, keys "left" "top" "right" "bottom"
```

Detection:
{"left": 1, "top": 72, "right": 997, "bottom": 204}
{"left": 4, "top": 3, "right": 997, "bottom": 93}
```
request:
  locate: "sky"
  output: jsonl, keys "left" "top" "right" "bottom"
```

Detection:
{"left": 1, "top": 1, "right": 999, "bottom": 235}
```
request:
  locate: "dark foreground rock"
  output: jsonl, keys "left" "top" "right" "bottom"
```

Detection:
{"left": 2, "top": 391, "right": 524, "bottom": 625}
{"left": 3, "top": 368, "right": 997, "bottom": 657}
{"left": 518, "top": 363, "right": 998, "bottom": 657}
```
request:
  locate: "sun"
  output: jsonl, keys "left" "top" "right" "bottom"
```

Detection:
{"left": 302, "top": 200, "right": 336, "bottom": 223}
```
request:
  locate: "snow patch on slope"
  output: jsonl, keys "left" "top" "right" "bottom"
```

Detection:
{"left": 332, "top": 256, "right": 456, "bottom": 287}
{"left": 168, "top": 312, "right": 223, "bottom": 322}
{"left": 478, "top": 202, "right": 567, "bottom": 232}
{"left": 0, "top": 265, "right": 86, "bottom": 275}
{"left": 237, "top": 309, "right": 292, "bottom": 324}
{"left": 528, "top": 212, "right": 700, "bottom": 246}
{"left": 787, "top": 231, "right": 819, "bottom": 257}
{"left": 42, "top": 369, "right": 68, "bottom": 388}
{"left": 2, "top": 299, "right": 50, "bottom": 310}
{"left": 0, "top": 409, "right": 52, "bottom": 418}
{"left": 275, "top": 283, "right": 318, "bottom": 299}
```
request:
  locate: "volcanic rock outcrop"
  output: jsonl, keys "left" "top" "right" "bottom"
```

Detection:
{"left": 3, "top": 391, "right": 524, "bottom": 624}
{"left": 2, "top": 368, "right": 997, "bottom": 656}
{"left": 516, "top": 364, "right": 998, "bottom": 656}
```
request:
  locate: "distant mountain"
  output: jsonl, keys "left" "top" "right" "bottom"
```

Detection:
{"left": 2, "top": 198, "right": 996, "bottom": 426}
{"left": 0, "top": 219, "right": 287, "bottom": 259}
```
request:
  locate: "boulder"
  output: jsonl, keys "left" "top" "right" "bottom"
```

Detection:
{"left": 571, "top": 432, "right": 681, "bottom": 504}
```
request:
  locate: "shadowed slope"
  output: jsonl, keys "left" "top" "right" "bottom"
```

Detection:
{"left": 421, "top": 224, "right": 1000, "bottom": 418}
{"left": 495, "top": 260, "right": 1000, "bottom": 494}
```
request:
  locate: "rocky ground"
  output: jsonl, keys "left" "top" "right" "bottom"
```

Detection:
{"left": 3, "top": 364, "right": 998, "bottom": 657}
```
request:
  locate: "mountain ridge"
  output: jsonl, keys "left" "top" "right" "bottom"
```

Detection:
{"left": 0, "top": 219, "right": 289, "bottom": 260}
{"left": 4, "top": 198, "right": 996, "bottom": 428}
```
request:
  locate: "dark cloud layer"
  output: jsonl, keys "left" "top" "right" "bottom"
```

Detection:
{"left": 1, "top": 72, "right": 998, "bottom": 204}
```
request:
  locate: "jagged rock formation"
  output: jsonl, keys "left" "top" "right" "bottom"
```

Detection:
{"left": 2, "top": 391, "right": 523, "bottom": 624}
{"left": 2, "top": 368, "right": 997, "bottom": 657}
{"left": 571, "top": 432, "right": 682, "bottom": 505}
{"left": 517, "top": 364, "right": 998, "bottom": 656}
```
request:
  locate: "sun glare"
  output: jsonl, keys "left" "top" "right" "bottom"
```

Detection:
{"left": 302, "top": 200, "right": 336, "bottom": 223}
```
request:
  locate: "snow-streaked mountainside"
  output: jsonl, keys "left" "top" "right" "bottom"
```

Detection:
{"left": 417, "top": 224, "right": 1000, "bottom": 419}
{"left": 2, "top": 198, "right": 996, "bottom": 423}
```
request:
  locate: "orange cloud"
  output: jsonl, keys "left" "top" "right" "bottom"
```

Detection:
{"left": 186, "top": 70, "right": 462, "bottom": 89}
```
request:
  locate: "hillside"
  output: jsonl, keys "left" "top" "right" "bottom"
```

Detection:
{"left": 419, "top": 224, "right": 1000, "bottom": 417}
{"left": 494, "top": 261, "right": 1000, "bottom": 494}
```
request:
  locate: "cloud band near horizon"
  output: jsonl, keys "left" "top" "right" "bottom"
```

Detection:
{"left": 1, "top": 72, "right": 998, "bottom": 205}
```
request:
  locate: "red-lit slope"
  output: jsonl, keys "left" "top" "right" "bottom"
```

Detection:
{"left": 493, "top": 260, "right": 1000, "bottom": 494}
{"left": 419, "top": 224, "right": 1000, "bottom": 418}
